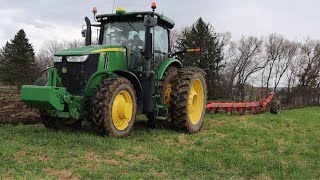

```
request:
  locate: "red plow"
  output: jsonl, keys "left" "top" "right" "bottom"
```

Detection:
{"left": 206, "top": 92, "right": 280, "bottom": 115}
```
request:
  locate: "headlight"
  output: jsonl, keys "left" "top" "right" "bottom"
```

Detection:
{"left": 53, "top": 56, "right": 62, "bottom": 62}
{"left": 67, "top": 55, "right": 89, "bottom": 62}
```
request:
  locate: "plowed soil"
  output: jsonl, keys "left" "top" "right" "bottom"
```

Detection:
{"left": 0, "top": 89, "right": 40, "bottom": 125}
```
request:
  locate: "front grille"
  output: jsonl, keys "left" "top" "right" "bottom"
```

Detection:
{"left": 54, "top": 54, "right": 100, "bottom": 95}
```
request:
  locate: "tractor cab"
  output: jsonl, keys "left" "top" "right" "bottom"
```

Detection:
{"left": 90, "top": 6, "right": 175, "bottom": 72}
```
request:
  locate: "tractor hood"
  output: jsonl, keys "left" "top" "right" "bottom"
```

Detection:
{"left": 54, "top": 45, "right": 127, "bottom": 56}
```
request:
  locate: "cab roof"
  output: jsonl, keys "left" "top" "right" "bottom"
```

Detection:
{"left": 96, "top": 11, "right": 175, "bottom": 29}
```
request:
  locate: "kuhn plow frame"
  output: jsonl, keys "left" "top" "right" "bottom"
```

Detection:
{"left": 206, "top": 92, "right": 280, "bottom": 115}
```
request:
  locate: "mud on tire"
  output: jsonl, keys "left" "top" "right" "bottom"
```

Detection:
{"left": 170, "top": 67, "right": 207, "bottom": 133}
{"left": 147, "top": 66, "right": 178, "bottom": 127}
{"left": 92, "top": 77, "right": 137, "bottom": 138}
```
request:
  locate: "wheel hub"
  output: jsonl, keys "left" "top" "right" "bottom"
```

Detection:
{"left": 188, "top": 90, "right": 198, "bottom": 113}
{"left": 112, "top": 90, "right": 133, "bottom": 130}
{"left": 164, "top": 83, "right": 172, "bottom": 106}
{"left": 187, "top": 79, "right": 204, "bottom": 125}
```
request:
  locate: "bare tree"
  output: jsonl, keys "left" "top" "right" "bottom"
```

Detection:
{"left": 298, "top": 38, "right": 320, "bottom": 105}
{"left": 36, "top": 40, "right": 65, "bottom": 69}
{"left": 170, "top": 29, "right": 183, "bottom": 53}
{"left": 285, "top": 48, "right": 303, "bottom": 104}
{"left": 218, "top": 32, "right": 237, "bottom": 62}
{"left": 36, "top": 39, "right": 84, "bottom": 69}
{"left": 273, "top": 40, "right": 298, "bottom": 91}
{"left": 222, "top": 36, "right": 266, "bottom": 100}
{"left": 264, "top": 33, "right": 286, "bottom": 94}
{"left": 68, "top": 39, "right": 85, "bottom": 48}
{"left": 216, "top": 32, "right": 238, "bottom": 99}
{"left": 299, "top": 39, "right": 320, "bottom": 86}
{"left": 234, "top": 36, "right": 266, "bottom": 99}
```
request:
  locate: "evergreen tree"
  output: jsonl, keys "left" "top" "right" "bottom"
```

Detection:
{"left": 0, "top": 42, "right": 15, "bottom": 86}
{"left": 177, "top": 18, "right": 224, "bottom": 99}
{"left": 0, "top": 29, "right": 37, "bottom": 89}
{"left": 0, "top": 47, "right": 3, "bottom": 84}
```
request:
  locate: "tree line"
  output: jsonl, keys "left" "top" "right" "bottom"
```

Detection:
{"left": 1, "top": 19, "right": 320, "bottom": 106}
{"left": 173, "top": 18, "right": 320, "bottom": 106}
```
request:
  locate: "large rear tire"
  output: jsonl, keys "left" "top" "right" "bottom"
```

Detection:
{"left": 160, "top": 66, "right": 179, "bottom": 107}
{"left": 170, "top": 67, "right": 207, "bottom": 133}
{"left": 269, "top": 100, "right": 281, "bottom": 114}
{"left": 92, "top": 77, "right": 137, "bottom": 138}
{"left": 147, "top": 66, "right": 178, "bottom": 127}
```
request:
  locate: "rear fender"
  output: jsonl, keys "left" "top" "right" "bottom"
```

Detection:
{"left": 156, "top": 58, "right": 182, "bottom": 81}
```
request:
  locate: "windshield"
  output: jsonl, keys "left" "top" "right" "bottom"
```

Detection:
{"left": 103, "top": 21, "right": 145, "bottom": 51}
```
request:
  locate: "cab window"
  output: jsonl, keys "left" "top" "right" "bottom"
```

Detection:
{"left": 103, "top": 21, "right": 145, "bottom": 49}
{"left": 153, "top": 26, "right": 169, "bottom": 61}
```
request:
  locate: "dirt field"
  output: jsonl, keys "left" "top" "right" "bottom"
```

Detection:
{"left": 0, "top": 88, "right": 303, "bottom": 125}
{"left": 0, "top": 89, "right": 40, "bottom": 125}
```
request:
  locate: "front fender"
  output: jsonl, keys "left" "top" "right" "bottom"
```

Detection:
{"left": 84, "top": 71, "right": 110, "bottom": 97}
{"left": 114, "top": 70, "right": 143, "bottom": 114}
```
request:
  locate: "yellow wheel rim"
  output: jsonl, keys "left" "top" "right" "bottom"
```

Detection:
{"left": 112, "top": 90, "right": 133, "bottom": 130}
{"left": 188, "top": 79, "right": 204, "bottom": 125}
{"left": 164, "top": 83, "right": 172, "bottom": 106}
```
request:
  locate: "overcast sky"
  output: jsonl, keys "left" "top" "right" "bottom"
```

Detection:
{"left": 0, "top": 0, "right": 319, "bottom": 53}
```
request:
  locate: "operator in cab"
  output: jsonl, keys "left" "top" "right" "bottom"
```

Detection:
{"left": 132, "top": 34, "right": 144, "bottom": 47}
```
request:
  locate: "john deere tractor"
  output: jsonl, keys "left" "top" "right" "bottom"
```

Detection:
{"left": 21, "top": 3, "right": 207, "bottom": 137}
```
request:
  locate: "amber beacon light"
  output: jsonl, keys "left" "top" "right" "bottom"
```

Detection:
{"left": 151, "top": 2, "right": 157, "bottom": 11}
{"left": 92, "top": 6, "right": 97, "bottom": 14}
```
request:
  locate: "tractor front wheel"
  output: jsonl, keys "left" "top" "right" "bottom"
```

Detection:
{"left": 40, "top": 110, "right": 81, "bottom": 130}
{"left": 34, "top": 77, "right": 80, "bottom": 130}
{"left": 40, "top": 110, "right": 59, "bottom": 129}
{"left": 92, "top": 77, "right": 137, "bottom": 138}
{"left": 170, "top": 67, "right": 207, "bottom": 133}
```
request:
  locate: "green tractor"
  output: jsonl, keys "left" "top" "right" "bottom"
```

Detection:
{"left": 21, "top": 4, "right": 207, "bottom": 137}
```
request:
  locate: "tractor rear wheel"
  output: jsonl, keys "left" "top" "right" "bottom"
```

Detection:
{"left": 160, "top": 66, "right": 179, "bottom": 107}
{"left": 269, "top": 100, "right": 281, "bottom": 114}
{"left": 170, "top": 67, "right": 207, "bottom": 133}
{"left": 147, "top": 66, "right": 178, "bottom": 127}
{"left": 92, "top": 77, "right": 137, "bottom": 138}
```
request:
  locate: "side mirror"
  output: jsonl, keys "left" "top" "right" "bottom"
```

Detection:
{"left": 81, "top": 29, "right": 87, "bottom": 37}
{"left": 144, "top": 16, "right": 158, "bottom": 27}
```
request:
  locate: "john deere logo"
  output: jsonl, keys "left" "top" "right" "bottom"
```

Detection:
{"left": 62, "top": 67, "right": 67, "bottom": 74}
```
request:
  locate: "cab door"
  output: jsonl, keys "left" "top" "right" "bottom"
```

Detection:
{"left": 152, "top": 26, "right": 170, "bottom": 69}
